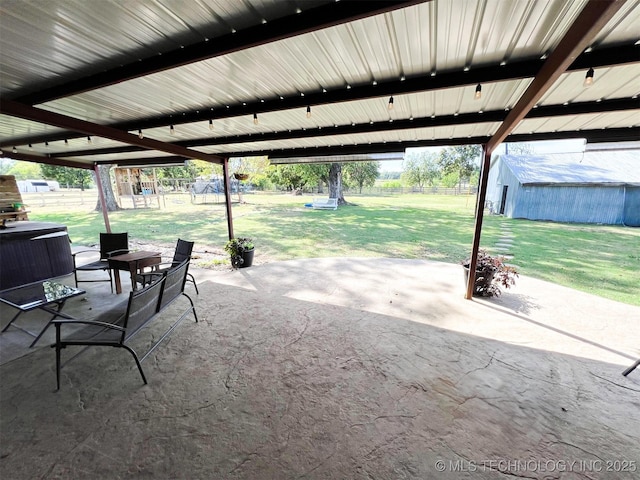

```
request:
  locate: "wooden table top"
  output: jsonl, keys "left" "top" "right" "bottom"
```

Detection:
{"left": 109, "top": 251, "right": 160, "bottom": 262}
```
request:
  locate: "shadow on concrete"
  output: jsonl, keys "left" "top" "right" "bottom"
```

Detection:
{"left": 2, "top": 258, "right": 640, "bottom": 479}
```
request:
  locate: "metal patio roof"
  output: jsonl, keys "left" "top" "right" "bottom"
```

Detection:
{"left": 0, "top": 0, "right": 639, "bottom": 170}
{"left": 500, "top": 152, "right": 640, "bottom": 186}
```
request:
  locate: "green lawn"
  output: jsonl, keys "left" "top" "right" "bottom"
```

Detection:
{"left": 26, "top": 192, "right": 640, "bottom": 306}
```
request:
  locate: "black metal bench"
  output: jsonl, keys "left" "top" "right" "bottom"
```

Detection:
{"left": 623, "top": 359, "right": 640, "bottom": 376}
{"left": 52, "top": 260, "right": 197, "bottom": 390}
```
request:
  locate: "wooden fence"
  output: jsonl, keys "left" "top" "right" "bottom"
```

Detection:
{"left": 22, "top": 185, "right": 477, "bottom": 209}
{"left": 21, "top": 190, "right": 99, "bottom": 208}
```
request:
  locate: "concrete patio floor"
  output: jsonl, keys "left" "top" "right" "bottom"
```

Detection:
{"left": 1, "top": 258, "right": 639, "bottom": 479}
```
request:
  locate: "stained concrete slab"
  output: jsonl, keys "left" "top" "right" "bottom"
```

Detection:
{"left": 1, "top": 258, "right": 639, "bottom": 479}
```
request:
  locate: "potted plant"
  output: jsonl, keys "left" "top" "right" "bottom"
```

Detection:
{"left": 224, "top": 237, "right": 255, "bottom": 268}
{"left": 462, "top": 249, "right": 518, "bottom": 297}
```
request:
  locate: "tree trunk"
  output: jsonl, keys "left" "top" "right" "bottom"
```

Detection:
{"left": 328, "top": 163, "right": 346, "bottom": 205}
{"left": 94, "top": 164, "right": 120, "bottom": 212}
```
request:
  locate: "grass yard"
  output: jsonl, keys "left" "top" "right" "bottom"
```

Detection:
{"left": 24, "top": 191, "right": 640, "bottom": 306}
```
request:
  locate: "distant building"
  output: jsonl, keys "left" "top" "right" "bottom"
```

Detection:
{"left": 17, "top": 179, "right": 60, "bottom": 192}
{"left": 486, "top": 151, "right": 640, "bottom": 226}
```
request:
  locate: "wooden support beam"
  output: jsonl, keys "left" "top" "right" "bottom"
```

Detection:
{"left": 466, "top": 0, "right": 627, "bottom": 300}
{"left": 465, "top": 147, "right": 491, "bottom": 300}
{"left": 486, "top": 0, "right": 627, "bottom": 152}
{"left": 50, "top": 97, "right": 639, "bottom": 158}
{"left": 0, "top": 99, "right": 224, "bottom": 164}
{"left": 13, "top": 1, "right": 425, "bottom": 105}
{"left": 222, "top": 158, "right": 234, "bottom": 240}
{"left": 4, "top": 42, "right": 637, "bottom": 150}
{"left": 0, "top": 150, "right": 94, "bottom": 170}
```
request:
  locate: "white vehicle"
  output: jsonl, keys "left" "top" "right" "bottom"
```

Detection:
{"left": 17, "top": 179, "right": 59, "bottom": 192}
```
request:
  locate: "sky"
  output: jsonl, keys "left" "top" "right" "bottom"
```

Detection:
{"left": 379, "top": 139, "right": 588, "bottom": 171}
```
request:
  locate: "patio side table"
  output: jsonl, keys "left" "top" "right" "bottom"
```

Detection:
{"left": 0, "top": 280, "right": 85, "bottom": 347}
{"left": 108, "top": 251, "right": 161, "bottom": 294}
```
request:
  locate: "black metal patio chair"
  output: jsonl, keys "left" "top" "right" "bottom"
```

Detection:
{"left": 135, "top": 238, "right": 198, "bottom": 294}
{"left": 73, "top": 232, "right": 129, "bottom": 293}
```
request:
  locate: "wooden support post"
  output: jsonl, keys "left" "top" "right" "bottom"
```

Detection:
{"left": 152, "top": 167, "right": 161, "bottom": 209}
{"left": 127, "top": 167, "right": 137, "bottom": 209}
{"left": 222, "top": 158, "right": 234, "bottom": 240}
{"left": 93, "top": 163, "right": 112, "bottom": 233}
{"left": 465, "top": 146, "right": 491, "bottom": 299}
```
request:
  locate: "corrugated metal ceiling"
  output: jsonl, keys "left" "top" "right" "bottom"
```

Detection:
{"left": 502, "top": 152, "right": 640, "bottom": 185}
{"left": 0, "top": 0, "right": 638, "bottom": 168}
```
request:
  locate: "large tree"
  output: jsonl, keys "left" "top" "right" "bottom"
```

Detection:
{"left": 401, "top": 151, "right": 441, "bottom": 191}
{"left": 155, "top": 162, "right": 199, "bottom": 181}
{"left": 6, "top": 160, "right": 40, "bottom": 180}
{"left": 230, "top": 156, "right": 270, "bottom": 177}
{"left": 344, "top": 161, "right": 379, "bottom": 194}
{"left": 264, "top": 163, "right": 327, "bottom": 192}
{"left": 437, "top": 145, "right": 482, "bottom": 191}
{"left": 265, "top": 162, "right": 348, "bottom": 204}
{"left": 297, "top": 163, "right": 347, "bottom": 204}
{"left": 301, "top": 163, "right": 330, "bottom": 193}
{"left": 40, "top": 164, "right": 93, "bottom": 190}
{"left": 94, "top": 165, "right": 120, "bottom": 212}
{"left": 290, "top": 163, "right": 347, "bottom": 204}
{"left": 266, "top": 164, "right": 308, "bottom": 191}
{"left": 328, "top": 163, "right": 346, "bottom": 205}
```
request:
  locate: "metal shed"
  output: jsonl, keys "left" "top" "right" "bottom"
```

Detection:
{"left": 487, "top": 151, "right": 640, "bottom": 225}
